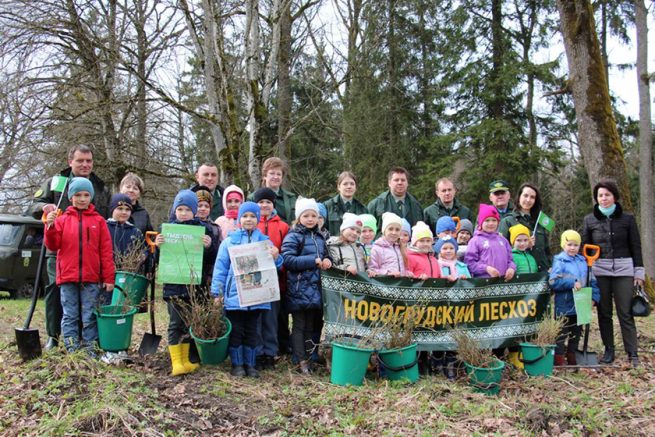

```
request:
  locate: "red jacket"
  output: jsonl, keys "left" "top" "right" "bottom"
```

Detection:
{"left": 258, "top": 213, "right": 289, "bottom": 293}
{"left": 258, "top": 213, "right": 289, "bottom": 250}
{"left": 407, "top": 249, "right": 441, "bottom": 279}
{"left": 45, "top": 204, "right": 115, "bottom": 285}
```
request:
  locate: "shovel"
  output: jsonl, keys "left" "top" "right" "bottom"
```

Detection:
{"left": 15, "top": 240, "right": 46, "bottom": 361}
{"left": 573, "top": 244, "right": 600, "bottom": 366}
{"left": 138, "top": 231, "right": 161, "bottom": 356}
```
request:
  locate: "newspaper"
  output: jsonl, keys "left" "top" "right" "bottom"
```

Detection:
{"left": 228, "top": 240, "right": 280, "bottom": 307}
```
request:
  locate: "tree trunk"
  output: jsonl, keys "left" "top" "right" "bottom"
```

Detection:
{"left": 556, "top": 0, "right": 633, "bottom": 210}
{"left": 246, "top": 0, "right": 263, "bottom": 189}
{"left": 277, "top": 0, "right": 292, "bottom": 160}
{"left": 635, "top": 0, "right": 654, "bottom": 278}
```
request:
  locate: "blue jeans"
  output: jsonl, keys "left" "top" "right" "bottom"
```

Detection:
{"left": 60, "top": 283, "right": 100, "bottom": 351}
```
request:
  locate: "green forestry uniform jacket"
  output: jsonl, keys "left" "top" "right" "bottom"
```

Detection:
{"left": 499, "top": 210, "right": 551, "bottom": 272}
{"left": 29, "top": 168, "right": 111, "bottom": 222}
{"left": 367, "top": 190, "right": 423, "bottom": 236}
{"left": 248, "top": 187, "right": 297, "bottom": 225}
{"left": 322, "top": 195, "right": 368, "bottom": 236}
{"left": 423, "top": 198, "right": 472, "bottom": 233}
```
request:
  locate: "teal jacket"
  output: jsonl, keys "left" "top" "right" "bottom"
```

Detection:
{"left": 322, "top": 195, "right": 368, "bottom": 236}
{"left": 367, "top": 190, "right": 423, "bottom": 235}
{"left": 423, "top": 198, "right": 472, "bottom": 233}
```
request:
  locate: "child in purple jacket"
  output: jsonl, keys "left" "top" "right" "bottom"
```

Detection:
{"left": 464, "top": 204, "right": 516, "bottom": 280}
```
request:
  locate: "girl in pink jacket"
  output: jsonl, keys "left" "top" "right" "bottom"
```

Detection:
{"left": 368, "top": 212, "right": 409, "bottom": 277}
{"left": 407, "top": 221, "right": 441, "bottom": 280}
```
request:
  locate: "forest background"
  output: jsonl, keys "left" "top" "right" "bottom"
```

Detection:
{"left": 0, "top": 0, "right": 654, "bottom": 278}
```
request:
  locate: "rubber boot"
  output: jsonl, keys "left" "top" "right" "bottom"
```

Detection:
{"left": 181, "top": 342, "right": 200, "bottom": 373}
{"left": 554, "top": 354, "right": 566, "bottom": 366}
{"left": 244, "top": 346, "right": 259, "bottom": 378}
{"left": 443, "top": 354, "right": 457, "bottom": 381}
{"left": 508, "top": 351, "right": 524, "bottom": 369}
{"left": 169, "top": 344, "right": 190, "bottom": 376}
{"left": 566, "top": 352, "right": 577, "bottom": 366}
{"left": 229, "top": 346, "right": 246, "bottom": 377}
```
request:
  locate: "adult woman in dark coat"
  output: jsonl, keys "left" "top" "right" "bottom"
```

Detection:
{"left": 582, "top": 180, "right": 644, "bottom": 368}
{"left": 498, "top": 182, "right": 551, "bottom": 271}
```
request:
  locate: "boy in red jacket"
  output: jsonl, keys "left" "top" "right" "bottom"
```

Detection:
{"left": 45, "top": 177, "right": 115, "bottom": 356}
{"left": 254, "top": 187, "right": 290, "bottom": 368}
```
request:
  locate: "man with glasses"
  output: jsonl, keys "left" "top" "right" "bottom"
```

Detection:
{"left": 488, "top": 180, "right": 513, "bottom": 219}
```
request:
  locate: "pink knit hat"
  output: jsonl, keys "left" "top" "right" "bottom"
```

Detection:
{"left": 477, "top": 204, "right": 500, "bottom": 228}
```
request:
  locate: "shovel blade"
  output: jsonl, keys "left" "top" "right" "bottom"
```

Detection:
{"left": 15, "top": 327, "right": 42, "bottom": 361}
{"left": 575, "top": 349, "right": 599, "bottom": 366}
{"left": 138, "top": 332, "right": 162, "bottom": 356}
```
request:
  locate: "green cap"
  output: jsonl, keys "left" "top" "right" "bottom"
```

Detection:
{"left": 489, "top": 180, "right": 510, "bottom": 193}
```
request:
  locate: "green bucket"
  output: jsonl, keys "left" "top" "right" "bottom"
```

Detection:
{"left": 520, "top": 343, "right": 555, "bottom": 377}
{"left": 464, "top": 359, "right": 505, "bottom": 396}
{"left": 112, "top": 272, "right": 148, "bottom": 310}
{"left": 95, "top": 305, "right": 138, "bottom": 352}
{"left": 190, "top": 318, "right": 232, "bottom": 365}
{"left": 330, "top": 342, "right": 373, "bottom": 386}
{"left": 378, "top": 343, "right": 419, "bottom": 383}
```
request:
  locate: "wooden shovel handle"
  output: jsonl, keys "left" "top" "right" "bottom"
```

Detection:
{"left": 582, "top": 244, "right": 601, "bottom": 267}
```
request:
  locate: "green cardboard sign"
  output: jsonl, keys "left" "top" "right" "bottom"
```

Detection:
{"left": 157, "top": 223, "right": 205, "bottom": 285}
{"left": 573, "top": 287, "right": 593, "bottom": 325}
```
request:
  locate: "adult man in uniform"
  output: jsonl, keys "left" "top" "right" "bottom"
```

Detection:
{"left": 423, "top": 177, "right": 472, "bottom": 233}
{"left": 367, "top": 167, "right": 423, "bottom": 235}
{"left": 191, "top": 163, "right": 225, "bottom": 220}
{"left": 488, "top": 180, "right": 513, "bottom": 219}
{"left": 28, "top": 145, "right": 111, "bottom": 350}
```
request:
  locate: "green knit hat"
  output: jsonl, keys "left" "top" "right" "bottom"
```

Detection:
{"left": 359, "top": 214, "right": 377, "bottom": 235}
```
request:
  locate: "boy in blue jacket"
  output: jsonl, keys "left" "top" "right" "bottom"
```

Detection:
{"left": 155, "top": 190, "right": 218, "bottom": 376}
{"left": 211, "top": 202, "right": 283, "bottom": 378}
{"left": 549, "top": 230, "right": 600, "bottom": 366}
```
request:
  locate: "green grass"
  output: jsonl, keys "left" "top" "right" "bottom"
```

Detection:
{"left": 1, "top": 297, "right": 655, "bottom": 435}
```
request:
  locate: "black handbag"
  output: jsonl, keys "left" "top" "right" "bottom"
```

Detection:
{"left": 631, "top": 285, "right": 651, "bottom": 317}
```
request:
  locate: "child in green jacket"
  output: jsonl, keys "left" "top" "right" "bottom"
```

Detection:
{"left": 509, "top": 224, "right": 538, "bottom": 274}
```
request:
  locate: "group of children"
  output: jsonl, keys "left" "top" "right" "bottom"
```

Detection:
{"left": 45, "top": 178, "right": 598, "bottom": 378}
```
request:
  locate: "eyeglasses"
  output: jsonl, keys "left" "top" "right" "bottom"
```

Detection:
{"left": 491, "top": 190, "right": 507, "bottom": 196}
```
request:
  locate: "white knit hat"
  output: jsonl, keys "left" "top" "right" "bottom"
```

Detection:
{"left": 340, "top": 212, "right": 363, "bottom": 232}
{"left": 411, "top": 221, "right": 433, "bottom": 245}
{"left": 294, "top": 197, "right": 319, "bottom": 220}
{"left": 381, "top": 212, "right": 403, "bottom": 234}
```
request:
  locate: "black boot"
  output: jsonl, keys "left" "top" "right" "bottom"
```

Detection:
{"left": 231, "top": 365, "right": 246, "bottom": 377}
{"left": 628, "top": 352, "right": 639, "bottom": 368}
{"left": 45, "top": 337, "right": 58, "bottom": 351}
{"left": 600, "top": 348, "right": 615, "bottom": 364}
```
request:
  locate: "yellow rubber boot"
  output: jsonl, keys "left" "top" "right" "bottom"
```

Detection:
{"left": 508, "top": 351, "right": 524, "bottom": 369}
{"left": 181, "top": 342, "right": 200, "bottom": 373}
{"left": 169, "top": 344, "right": 190, "bottom": 376}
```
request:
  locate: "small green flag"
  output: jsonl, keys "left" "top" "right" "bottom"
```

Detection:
{"left": 536, "top": 211, "right": 555, "bottom": 232}
{"left": 50, "top": 175, "right": 68, "bottom": 193}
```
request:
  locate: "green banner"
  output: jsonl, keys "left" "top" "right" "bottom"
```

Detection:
{"left": 322, "top": 269, "right": 550, "bottom": 351}
{"left": 157, "top": 223, "right": 205, "bottom": 285}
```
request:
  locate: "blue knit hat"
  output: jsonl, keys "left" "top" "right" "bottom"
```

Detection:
{"left": 401, "top": 218, "right": 411, "bottom": 236}
{"left": 67, "top": 177, "right": 94, "bottom": 200}
{"left": 436, "top": 216, "right": 457, "bottom": 234}
{"left": 434, "top": 236, "right": 458, "bottom": 254}
{"left": 173, "top": 189, "right": 198, "bottom": 215}
{"left": 110, "top": 193, "right": 133, "bottom": 213}
{"left": 317, "top": 203, "right": 328, "bottom": 220}
{"left": 238, "top": 201, "right": 261, "bottom": 222}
